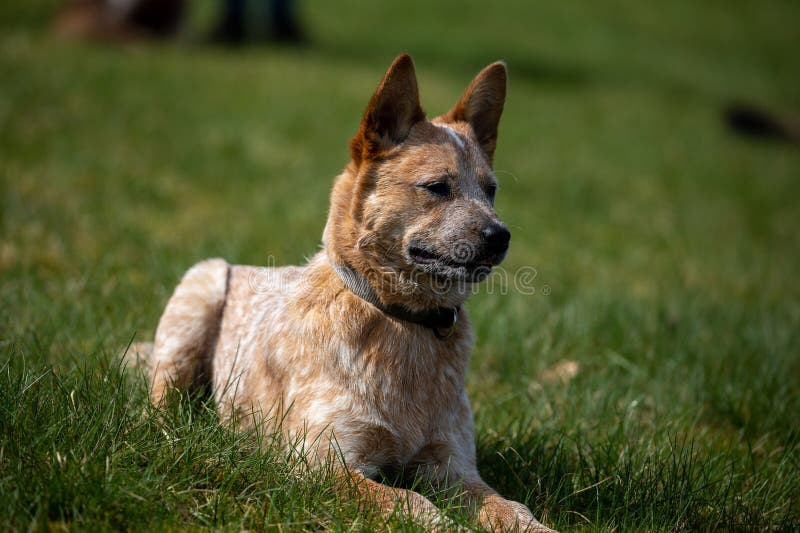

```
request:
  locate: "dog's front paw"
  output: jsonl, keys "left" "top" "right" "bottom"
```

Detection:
{"left": 507, "top": 501, "right": 556, "bottom": 532}
{"left": 478, "top": 496, "right": 556, "bottom": 532}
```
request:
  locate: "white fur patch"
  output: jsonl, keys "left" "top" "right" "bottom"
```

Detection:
{"left": 438, "top": 124, "right": 465, "bottom": 150}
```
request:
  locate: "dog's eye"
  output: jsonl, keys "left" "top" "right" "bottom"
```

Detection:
{"left": 421, "top": 181, "right": 451, "bottom": 197}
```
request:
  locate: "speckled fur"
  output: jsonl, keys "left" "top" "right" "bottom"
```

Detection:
{"left": 140, "top": 55, "right": 554, "bottom": 532}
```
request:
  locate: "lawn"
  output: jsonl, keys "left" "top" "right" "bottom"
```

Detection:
{"left": 1, "top": 0, "right": 799, "bottom": 530}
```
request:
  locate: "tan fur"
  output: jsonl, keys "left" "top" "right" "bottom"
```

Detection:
{"left": 139, "top": 54, "right": 554, "bottom": 532}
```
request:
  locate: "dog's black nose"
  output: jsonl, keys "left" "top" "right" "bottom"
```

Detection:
{"left": 481, "top": 223, "right": 511, "bottom": 253}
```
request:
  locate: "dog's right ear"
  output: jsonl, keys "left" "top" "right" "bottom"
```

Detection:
{"left": 349, "top": 54, "right": 425, "bottom": 165}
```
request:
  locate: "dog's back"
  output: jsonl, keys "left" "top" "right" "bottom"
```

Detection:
{"left": 210, "top": 261, "right": 307, "bottom": 423}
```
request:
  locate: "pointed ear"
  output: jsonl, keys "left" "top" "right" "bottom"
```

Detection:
{"left": 443, "top": 61, "right": 507, "bottom": 163}
{"left": 349, "top": 54, "right": 426, "bottom": 165}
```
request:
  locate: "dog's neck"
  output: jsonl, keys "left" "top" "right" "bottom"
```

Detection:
{"left": 331, "top": 261, "right": 461, "bottom": 338}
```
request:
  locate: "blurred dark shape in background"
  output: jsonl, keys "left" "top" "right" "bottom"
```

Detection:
{"left": 53, "top": 0, "right": 305, "bottom": 46}
{"left": 209, "top": 0, "right": 304, "bottom": 45}
{"left": 724, "top": 102, "right": 800, "bottom": 147}
{"left": 54, "top": 0, "right": 186, "bottom": 41}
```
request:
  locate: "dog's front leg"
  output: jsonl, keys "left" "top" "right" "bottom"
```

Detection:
{"left": 459, "top": 479, "right": 555, "bottom": 532}
{"left": 339, "top": 468, "right": 449, "bottom": 529}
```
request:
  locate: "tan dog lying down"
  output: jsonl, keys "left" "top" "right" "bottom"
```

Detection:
{"left": 133, "top": 54, "right": 554, "bottom": 532}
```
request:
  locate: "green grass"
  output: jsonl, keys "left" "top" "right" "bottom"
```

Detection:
{"left": 2, "top": 0, "right": 800, "bottom": 530}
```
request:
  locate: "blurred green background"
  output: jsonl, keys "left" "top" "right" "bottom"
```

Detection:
{"left": 1, "top": 1, "right": 799, "bottom": 530}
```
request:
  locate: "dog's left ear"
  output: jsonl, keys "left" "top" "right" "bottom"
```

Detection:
{"left": 443, "top": 62, "right": 507, "bottom": 164}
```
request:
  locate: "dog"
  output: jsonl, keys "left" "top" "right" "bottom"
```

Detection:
{"left": 132, "top": 54, "right": 554, "bottom": 532}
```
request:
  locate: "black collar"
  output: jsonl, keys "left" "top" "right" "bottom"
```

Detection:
{"left": 332, "top": 263, "right": 459, "bottom": 338}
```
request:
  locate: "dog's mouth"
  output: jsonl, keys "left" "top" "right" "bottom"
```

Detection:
{"left": 407, "top": 245, "right": 501, "bottom": 283}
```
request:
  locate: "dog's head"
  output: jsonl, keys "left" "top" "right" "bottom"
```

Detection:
{"left": 324, "top": 54, "right": 509, "bottom": 309}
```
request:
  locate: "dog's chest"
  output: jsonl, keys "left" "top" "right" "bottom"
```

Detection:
{"left": 214, "top": 261, "right": 472, "bottom": 470}
{"left": 318, "top": 334, "right": 469, "bottom": 468}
